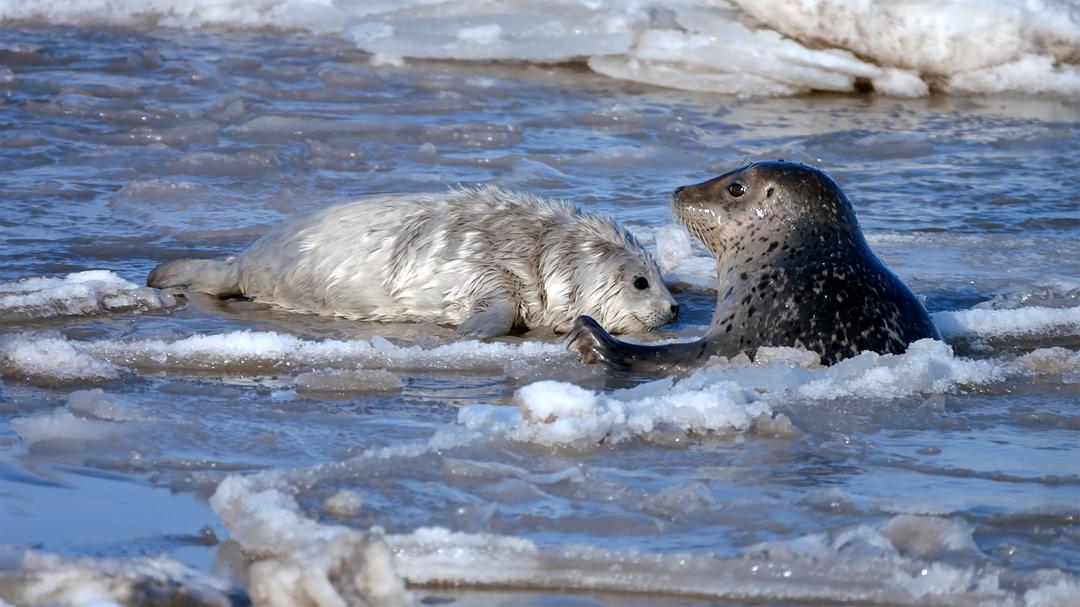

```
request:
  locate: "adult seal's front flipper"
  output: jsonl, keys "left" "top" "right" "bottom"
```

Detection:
{"left": 566, "top": 316, "right": 712, "bottom": 373}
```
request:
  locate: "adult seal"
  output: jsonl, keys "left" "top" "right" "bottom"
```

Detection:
{"left": 568, "top": 161, "right": 941, "bottom": 370}
{"left": 148, "top": 186, "right": 679, "bottom": 337}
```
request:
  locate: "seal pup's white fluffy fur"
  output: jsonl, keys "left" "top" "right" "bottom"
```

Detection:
{"left": 148, "top": 186, "right": 678, "bottom": 336}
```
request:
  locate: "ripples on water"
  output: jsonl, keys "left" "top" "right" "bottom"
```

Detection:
{"left": 1, "top": 16, "right": 1079, "bottom": 607}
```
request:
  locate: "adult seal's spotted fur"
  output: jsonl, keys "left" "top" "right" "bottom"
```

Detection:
{"left": 148, "top": 186, "right": 678, "bottom": 337}
{"left": 568, "top": 161, "right": 941, "bottom": 370}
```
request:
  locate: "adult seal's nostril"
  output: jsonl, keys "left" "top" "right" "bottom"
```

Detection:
{"left": 673, "top": 186, "right": 685, "bottom": 196}
{"left": 670, "top": 304, "right": 679, "bottom": 316}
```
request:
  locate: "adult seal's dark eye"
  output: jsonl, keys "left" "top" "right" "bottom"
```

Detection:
{"left": 633, "top": 277, "right": 649, "bottom": 290}
{"left": 728, "top": 183, "right": 746, "bottom": 197}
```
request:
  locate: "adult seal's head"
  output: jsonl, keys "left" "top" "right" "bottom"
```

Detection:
{"left": 672, "top": 160, "right": 863, "bottom": 263}
{"left": 569, "top": 161, "right": 942, "bottom": 371}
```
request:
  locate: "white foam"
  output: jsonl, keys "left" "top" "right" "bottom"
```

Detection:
{"left": 0, "top": 271, "right": 177, "bottom": 322}
{"left": 3, "top": 0, "right": 1076, "bottom": 97}
{"left": 933, "top": 306, "right": 1080, "bottom": 339}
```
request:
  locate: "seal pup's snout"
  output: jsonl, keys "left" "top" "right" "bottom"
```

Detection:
{"left": 656, "top": 297, "right": 680, "bottom": 327}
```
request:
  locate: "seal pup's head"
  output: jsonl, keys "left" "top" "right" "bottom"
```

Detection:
{"left": 670, "top": 161, "right": 864, "bottom": 273}
{"left": 538, "top": 213, "right": 678, "bottom": 334}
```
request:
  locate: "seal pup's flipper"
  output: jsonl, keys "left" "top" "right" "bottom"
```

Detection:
{"left": 567, "top": 315, "right": 712, "bottom": 373}
{"left": 147, "top": 258, "right": 241, "bottom": 297}
{"left": 457, "top": 301, "right": 518, "bottom": 337}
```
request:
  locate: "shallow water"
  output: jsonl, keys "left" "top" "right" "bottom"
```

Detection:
{"left": 1, "top": 13, "right": 1079, "bottom": 607}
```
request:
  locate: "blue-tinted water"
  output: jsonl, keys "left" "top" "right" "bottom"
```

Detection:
{"left": 1, "top": 23, "right": 1078, "bottom": 606}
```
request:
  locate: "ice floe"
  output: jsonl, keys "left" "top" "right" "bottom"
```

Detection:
{"left": 10, "top": 389, "right": 147, "bottom": 446}
{"left": 0, "top": 270, "right": 177, "bottom": 322}
{"left": 209, "top": 477, "right": 410, "bottom": 607}
{"left": 1, "top": 335, "right": 122, "bottom": 383}
{"left": 934, "top": 306, "right": 1080, "bottom": 339}
{"left": 0, "top": 549, "right": 237, "bottom": 607}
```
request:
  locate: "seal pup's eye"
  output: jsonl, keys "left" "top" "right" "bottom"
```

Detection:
{"left": 633, "top": 277, "right": 649, "bottom": 290}
{"left": 728, "top": 183, "right": 746, "bottom": 197}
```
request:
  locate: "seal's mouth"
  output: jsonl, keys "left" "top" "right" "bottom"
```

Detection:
{"left": 638, "top": 306, "right": 679, "bottom": 331}
{"left": 669, "top": 191, "right": 694, "bottom": 229}
{"left": 670, "top": 190, "right": 716, "bottom": 227}
{"left": 670, "top": 196, "right": 716, "bottom": 254}
{"left": 670, "top": 190, "right": 732, "bottom": 257}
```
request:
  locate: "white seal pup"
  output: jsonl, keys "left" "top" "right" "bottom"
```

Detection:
{"left": 568, "top": 161, "right": 941, "bottom": 369}
{"left": 148, "top": 186, "right": 679, "bottom": 337}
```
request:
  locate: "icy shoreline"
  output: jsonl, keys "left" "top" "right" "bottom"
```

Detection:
{"left": 2, "top": 0, "right": 1077, "bottom": 97}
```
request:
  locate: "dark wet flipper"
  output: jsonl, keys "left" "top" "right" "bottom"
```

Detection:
{"left": 568, "top": 315, "right": 714, "bottom": 373}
